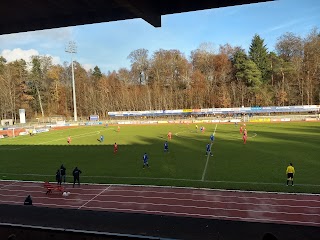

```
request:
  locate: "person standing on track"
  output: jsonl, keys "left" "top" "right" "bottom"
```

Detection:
{"left": 286, "top": 163, "right": 295, "bottom": 186}
{"left": 72, "top": 167, "right": 82, "bottom": 187}
{"left": 56, "top": 169, "right": 62, "bottom": 185}
{"left": 60, "top": 164, "right": 66, "bottom": 183}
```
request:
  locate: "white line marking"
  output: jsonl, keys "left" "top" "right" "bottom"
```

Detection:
{"left": 74, "top": 195, "right": 320, "bottom": 210}
{"left": 2, "top": 187, "right": 319, "bottom": 203}
{"left": 1, "top": 180, "right": 319, "bottom": 226}
{"left": 78, "top": 185, "right": 112, "bottom": 209}
{"left": 1, "top": 192, "right": 319, "bottom": 224}
{"left": 1, "top": 192, "right": 319, "bottom": 209}
{"left": 0, "top": 181, "right": 16, "bottom": 189}
{"left": 201, "top": 124, "right": 217, "bottom": 181}
{"left": 1, "top": 179, "right": 320, "bottom": 196}
{"left": 0, "top": 199, "right": 81, "bottom": 208}
{"left": 3, "top": 130, "right": 101, "bottom": 150}
{"left": 101, "top": 191, "right": 320, "bottom": 203}
{"left": 2, "top": 127, "right": 71, "bottom": 143}
{"left": 6, "top": 192, "right": 313, "bottom": 217}
{"left": 78, "top": 200, "right": 320, "bottom": 216}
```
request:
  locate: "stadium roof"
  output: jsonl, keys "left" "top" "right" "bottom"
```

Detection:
{"left": 0, "top": 0, "right": 273, "bottom": 35}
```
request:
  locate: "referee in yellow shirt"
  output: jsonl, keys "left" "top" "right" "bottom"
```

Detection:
{"left": 286, "top": 163, "right": 295, "bottom": 186}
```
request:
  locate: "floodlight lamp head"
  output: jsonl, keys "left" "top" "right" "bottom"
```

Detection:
{"left": 65, "top": 41, "right": 77, "bottom": 54}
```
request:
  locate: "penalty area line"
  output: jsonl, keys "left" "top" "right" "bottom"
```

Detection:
{"left": 78, "top": 185, "right": 112, "bottom": 209}
{"left": 201, "top": 124, "right": 217, "bottom": 181}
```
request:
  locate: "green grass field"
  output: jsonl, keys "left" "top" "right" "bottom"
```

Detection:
{"left": 0, "top": 122, "right": 319, "bottom": 193}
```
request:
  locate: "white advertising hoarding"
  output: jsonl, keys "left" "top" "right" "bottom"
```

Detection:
{"left": 19, "top": 109, "right": 26, "bottom": 124}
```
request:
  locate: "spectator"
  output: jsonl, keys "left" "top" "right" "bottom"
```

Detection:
{"left": 56, "top": 169, "right": 61, "bottom": 185}
{"left": 72, "top": 167, "right": 82, "bottom": 187}
{"left": 24, "top": 195, "right": 32, "bottom": 205}
{"left": 60, "top": 164, "right": 66, "bottom": 183}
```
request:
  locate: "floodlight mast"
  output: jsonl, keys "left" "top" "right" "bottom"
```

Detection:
{"left": 65, "top": 41, "right": 78, "bottom": 122}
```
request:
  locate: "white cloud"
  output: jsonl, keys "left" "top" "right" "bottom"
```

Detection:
{"left": 1, "top": 48, "right": 39, "bottom": 62}
{"left": 1, "top": 49, "right": 100, "bottom": 74}
{"left": 0, "top": 27, "right": 74, "bottom": 47}
{"left": 82, "top": 63, "right": 94, "bottom": 71}
{"left": 1, "top": 48, "right": 61, "bottom": 65}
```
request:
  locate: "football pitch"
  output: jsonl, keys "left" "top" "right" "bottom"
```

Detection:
{"left": 0, "top": 122, "right": 319, "bottom": 194}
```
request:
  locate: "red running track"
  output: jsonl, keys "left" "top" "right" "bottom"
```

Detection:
{"left": 0, "top": 180, "right": 319, "bottom": 227}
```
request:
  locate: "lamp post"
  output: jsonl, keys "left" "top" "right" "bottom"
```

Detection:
{"left": 65, "top": 41, "right": 78, "bottom": 122}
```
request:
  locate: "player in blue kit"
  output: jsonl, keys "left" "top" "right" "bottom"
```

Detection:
{"left": 205, "top": 143, "right": 213, "bottom": 156}
{"left": 210, "top": 133, "right": 215, "bottom": 142}
{"left": 164, "top": 141, "right": 169, "bottom": 152}
{"left": 143, "top": 153, "right": 149, "bottom": 168}
{"left": 100, "top": 135, "right": 104, "bottom": 143}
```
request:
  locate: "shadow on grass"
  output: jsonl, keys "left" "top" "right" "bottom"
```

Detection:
{"left": 0, "top": 123, "right": 319, "bottom": 193}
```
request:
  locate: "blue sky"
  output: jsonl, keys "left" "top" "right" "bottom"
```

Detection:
{"left": 0, "top": 0, "right": 319, "bottom": 73}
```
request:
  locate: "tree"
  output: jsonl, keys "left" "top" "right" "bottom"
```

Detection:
{"left": 244, "top": 60, "right": 262, "bottom": 88}
{"left": 127, "top": 49, "right": 149, "bottom": 84}
{"left": 268, "top": 52, "right": 278, "bottom": 86}
{"left": 233, "top": 49, "right": 262, "bottom": 87}
{"left": 29, "top": 56, "right": 52, "bottom": 117}
{"left": 92, "top": 66, "right": 102, "bottom": 80}
{"left": 303, "top": 28, "right": 320, "bottom": 105}
{"left": 249, "top": 34, "right": 270, "bottom": 82}
{"left": 190, "top": 43, "right": 215, "bottom": 82}
{"left": 232, "top": 49, "right": 262, "bottom": 106}
{"left": 275, "top": 32, "right": 304, "bottom": 105}
{"left": 0, "top": 56, "right": 6, "bottom": 74}
{"left": 47, "top": 65, "right": 65, "bottom": 115}
{"left": 276, "top": 32, "right": 303, "bottom": 61}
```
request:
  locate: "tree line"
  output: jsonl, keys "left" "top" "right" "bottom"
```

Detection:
{"left": 0, "top": 28, "right": 319, "bottom": 121}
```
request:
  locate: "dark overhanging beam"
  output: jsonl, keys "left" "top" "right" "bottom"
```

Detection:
{"left": 0, "top": 0, "right": 274, "bottom": 35}
{"left": 115, "top": 0, "right": 161, "bottom": 27}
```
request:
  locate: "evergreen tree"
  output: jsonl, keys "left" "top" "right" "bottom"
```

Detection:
{"left": 92, "top": 66, "right": 102, "bottom": 79}
{"left": 249, "top": 34, "right": 270, "bottom": 82}
{"left": 244, "top": 60, "right": 262, "bottom": 88}
{"left": 233, "top": 49, "right": 262, "bottom": 88}
{"left": 232, "top": 48, "right": 247, "bottom": 81}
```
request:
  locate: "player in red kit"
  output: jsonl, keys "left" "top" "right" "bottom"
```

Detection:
{"left": 243, "top": 133, "right": 247, "bottom": 144}
{"left": 114, "top": 142, "right": 118, "bottom": 153}
{"left": 167, "top": 131, "right": 172, "bottom": 140}
{"left": 240, "top": 126, "right": 243, "bottom": 134}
